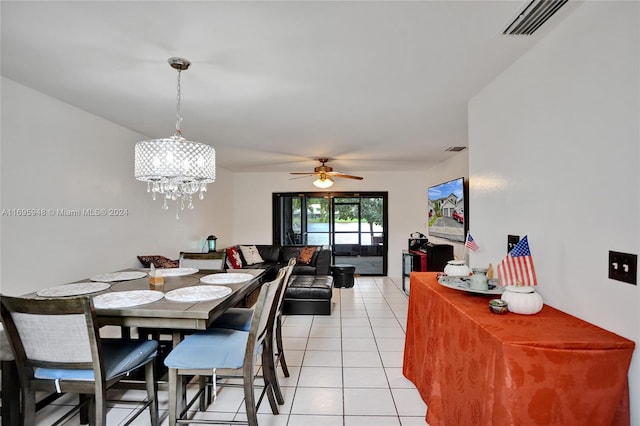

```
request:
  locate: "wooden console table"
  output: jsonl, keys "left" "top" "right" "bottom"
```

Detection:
{"left": 403, "top": 272, "right": 635, "bottom": 426}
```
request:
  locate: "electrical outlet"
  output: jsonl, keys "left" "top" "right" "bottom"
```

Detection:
{"left": 507, "top": 235, "right": 520, "bottom": 253}
{"left": 608, "top": 251, "right": 637, "bottom": 285}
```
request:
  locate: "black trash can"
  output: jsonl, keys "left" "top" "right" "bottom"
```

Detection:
{"left": 331, "top": 264, "right": 356, "bottom": 288}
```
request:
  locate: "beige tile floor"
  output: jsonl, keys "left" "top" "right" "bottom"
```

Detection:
{"left": 28, "top": 276, "right": 429, "bottom": 425}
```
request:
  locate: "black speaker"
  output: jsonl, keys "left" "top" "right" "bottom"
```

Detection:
{"left": 424, "top": 243, "right": 454, "bottom": 272}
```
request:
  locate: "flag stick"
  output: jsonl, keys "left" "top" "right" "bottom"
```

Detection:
{"left": 464, "top": 230, "right": 469, "bottom": 266}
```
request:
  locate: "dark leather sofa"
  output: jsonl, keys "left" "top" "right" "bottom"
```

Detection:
{"left": 231, "top": 245, "right": 331, "bottom": 280}
{"left": 227, "top": 244, "right": 334, "bottom": 315}
{"left": 283, "top": 275, "right": 333, "bottom": 315}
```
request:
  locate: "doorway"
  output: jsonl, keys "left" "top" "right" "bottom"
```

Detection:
{"left": 273, "top": 192, "right": 388, "bottom": 276}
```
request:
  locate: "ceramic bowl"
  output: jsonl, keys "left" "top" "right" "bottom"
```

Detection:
{"left": 489, "top": 299, "right": 508, "bottom": 314}
{"left": 444, "top": 260, "right": 470, "bottom": 277}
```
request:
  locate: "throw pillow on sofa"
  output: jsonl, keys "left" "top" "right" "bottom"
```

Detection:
{"left": 297, "top": 246, "right": 317, "bottom": 265}
{"left": 226, "top": 247, "right": 243, "bottom": 269}
{"left": 240, "top": 245, "right": 264, "bottom": 265}
{"left": 137, "top": 255, "right": 179, "bottom": 268}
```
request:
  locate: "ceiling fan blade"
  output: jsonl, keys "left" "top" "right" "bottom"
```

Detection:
{"left": 328, "top": 172, "right": 364, "bottom": 180}
{"left": 288, "top": 159, "right": 362, "bottom": 181}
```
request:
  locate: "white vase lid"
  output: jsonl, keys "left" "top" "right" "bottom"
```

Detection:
{"left": 447, "top": 260, "right": 467, "bottom": 265}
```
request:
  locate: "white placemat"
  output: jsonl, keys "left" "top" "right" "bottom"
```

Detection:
{"left": 37, "top": 282, "right": 111, "bottom": 297}
{"left": 89, "top": 271, "right": 147, "bottom": 282}
{"left": 165, "top": 285, "right": 232, "bottom": 303}
{"left": 93, "top": 290, "right": 164, "bottom": 309}
{"left": 157, "top": 267, "right": 199, "bottom": 277}
{"left": 200, "top": 273, "right": 254, "bottom": 285}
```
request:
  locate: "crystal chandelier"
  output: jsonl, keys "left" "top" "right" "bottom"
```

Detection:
{"left": 135, "top": 57, "right": 215, "bottom": 219}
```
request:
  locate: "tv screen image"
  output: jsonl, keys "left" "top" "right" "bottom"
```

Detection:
{"left": 428, "top": 177, "right": 467, "bottom": 243}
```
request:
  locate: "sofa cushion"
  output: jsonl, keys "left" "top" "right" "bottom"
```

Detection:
{"left": 242, "top": 262, "right": 282, "bottom": 281}
{"left": 292, "top": 265, "right": 317, "bottom": 275}
{"left": 222, "top": 245, "right": 329, "bottom": 276}
{"left": 282, "top": 246, "right": 302, "bottom": 263}
{"left": 226, "top": 247, "right": 243, "bottom": 269}
{"left": 240, "top": 245, "right": 264, "bottom": 265}
{"left": 297, "top": 246, "right": 317, "bottom": 265}
{"left": 257, "top": 245, "right": 281, "bottom": 263}
{"left": 286, "top": 275, "right": 333, "bottom": 300}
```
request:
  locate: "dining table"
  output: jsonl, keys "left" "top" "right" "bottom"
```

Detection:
{"left": 26, "top": 267, "right": 266, "bottom": 346}
{"left": 2, "top": 267, "right": 266, "bottom": 425}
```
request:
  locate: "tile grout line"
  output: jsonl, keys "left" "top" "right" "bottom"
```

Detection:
{"left": 366, "top": 277, "right": 404, "bottom": 424}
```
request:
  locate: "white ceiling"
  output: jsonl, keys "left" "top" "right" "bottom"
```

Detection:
{"left": 1, "top": 1, "right": 574, "bottom": 175}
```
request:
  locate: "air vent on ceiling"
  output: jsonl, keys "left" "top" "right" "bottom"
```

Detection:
{"left": 503, "top": 0, "right": 568, "bottom": 35}
{"left": 445, "top": 146, "right": 467, "bottom": 152}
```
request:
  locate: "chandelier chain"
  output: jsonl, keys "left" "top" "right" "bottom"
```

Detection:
{"left": 175, "top": 69, "right": 183, "bottom": 137}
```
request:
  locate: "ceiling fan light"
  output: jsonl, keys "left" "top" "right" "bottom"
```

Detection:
{"left": 313, "top": 176, "right": 334, "bottom": 189}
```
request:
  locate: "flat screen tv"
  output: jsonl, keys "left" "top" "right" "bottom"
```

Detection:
{"left": 428, "top": 177, "right": 467, "bottom": 243}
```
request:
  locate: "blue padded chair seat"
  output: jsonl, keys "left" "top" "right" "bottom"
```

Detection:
{"left": 164, "top": 329, "right": 250, "bottom": 370}
{"left": 34, "top": 339, "right": 158, "bottom": 382}
{"left": 211, "top": 308, "right": 253, "bottom": 332}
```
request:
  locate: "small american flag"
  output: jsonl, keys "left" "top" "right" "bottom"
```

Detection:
{"left": 497, "top": 236, "right": 537, "bottom": 286}
{"left": 465, "top": 233, "right": 479, "bottom": 252}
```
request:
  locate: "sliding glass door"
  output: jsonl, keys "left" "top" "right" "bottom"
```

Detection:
{"left": 273, "top": 192, "right": 387, "bottom": 276}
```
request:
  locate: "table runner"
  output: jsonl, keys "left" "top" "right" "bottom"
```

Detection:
{"left": 403, "top": 272, "right": 634, "bottom": 426}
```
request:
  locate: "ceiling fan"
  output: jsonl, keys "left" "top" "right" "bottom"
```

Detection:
{"left": 289, "top": 158, "right": 364, "bottom": 188}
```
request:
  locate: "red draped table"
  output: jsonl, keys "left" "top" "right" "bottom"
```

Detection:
{"left": 403, "top": 272, "right": 635, "bottom": 426}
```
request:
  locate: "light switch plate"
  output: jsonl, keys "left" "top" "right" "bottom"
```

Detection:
{"left": 608, "top": 251, "right": 637, "bottom": 285}
{"left": 507, "top": 235, "right": 520, "bottom": 253}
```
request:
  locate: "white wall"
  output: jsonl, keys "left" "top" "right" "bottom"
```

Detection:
{"left": 0, "top": 74, "right": 454, "bottom": 288}
{"left": 469, "top": 2, "right": 639, "bottom": 423}
{"left": 231, "top": 167, "right": 449, "bottom": 278}
{"left": 0, "top": 77, "right": 234, "bottom": 295}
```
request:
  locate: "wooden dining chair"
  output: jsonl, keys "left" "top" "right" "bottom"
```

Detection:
{"left": 206, "top": 259, "right": 295, "bottom": 405}
{"left": 0, "top": 295, "right": 159, "bottom": 426}
{"left": 273, "top": 258, "right": 296, "bottom": 379}
{"left": 163, "top": 268, "right": 288, "bottom": 426}
{"left": 179, "top": 251, "right": 227, "bottom": 272}
{"left": 1, "top": 322, "right": 20, "bottom": 426}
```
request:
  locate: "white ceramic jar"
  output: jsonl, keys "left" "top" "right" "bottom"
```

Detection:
{"left": 444, "top": 260, "right": 470, "bottom": 277}
{"left": 500, "top": 286, "right": 543, "bottom": 315}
